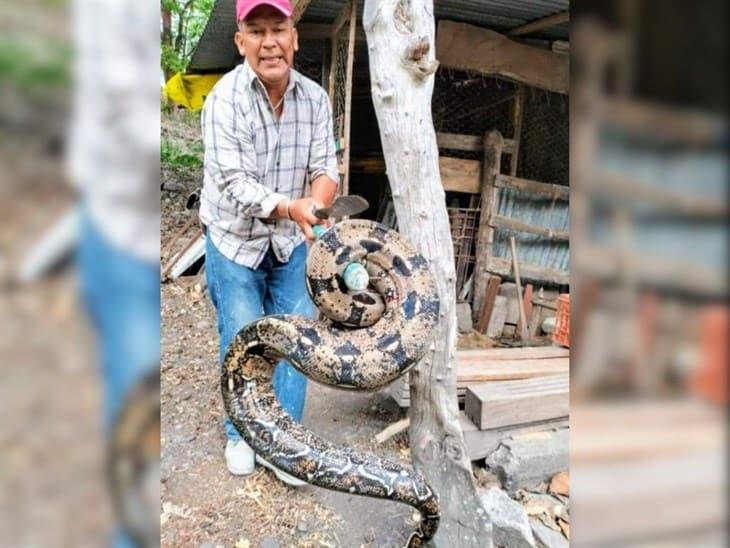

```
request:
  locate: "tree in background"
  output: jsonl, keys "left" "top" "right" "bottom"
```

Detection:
{"left": 161, "top": 0, "right": 215, "bottom": 81}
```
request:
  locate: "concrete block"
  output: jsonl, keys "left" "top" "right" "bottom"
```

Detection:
{"left": 479, "top": 487, "right": 535, "bottom": 548}
{"left": 486, "top": 295, "right": 508, "bottom": 338}
{"left": 498, "top": 282, "right": 521, "bottom": 324}
{"left": 486, "top": 428, "right": 569, "bottom": 494}
{"left": 456, "top": 302, "right": 473, "bottom": 333}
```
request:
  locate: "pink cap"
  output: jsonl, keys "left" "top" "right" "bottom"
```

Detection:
{"left": 236, "top": 0, "right": 292, "bottom": 22}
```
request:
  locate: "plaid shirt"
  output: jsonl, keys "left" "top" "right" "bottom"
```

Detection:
{"left": 199, "top": 61, "right": 339, "bottom": 268}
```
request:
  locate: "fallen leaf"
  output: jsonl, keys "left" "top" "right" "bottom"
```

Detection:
{"left": 549, "top": 471, "right": 569, "bottom": 496}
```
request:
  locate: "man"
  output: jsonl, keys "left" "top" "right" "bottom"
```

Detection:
{"left": 199, "top": 0, "right": 339, "bottom": 484}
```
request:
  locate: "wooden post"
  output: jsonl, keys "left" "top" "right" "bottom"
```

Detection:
{"left": 342, "top": 0, "right": 357, "bottom": 196}
{"left": 475, "top": 275, "right": 501, "bottom": 334}
{"left": 472, "top": 130, "right": 504, "bottom": 322}
{"left": 363, "top": 1, "right": 491, "bottom": 545}
{"left": 510, "top": 84, "right": 525, "bottom": 176}
{"left": 509, "top": 235, "right": 530, "bottom": 343}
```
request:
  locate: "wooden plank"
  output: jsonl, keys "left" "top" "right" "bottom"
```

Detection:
{"left": 460, "top": 412, "right": 569, "bottom": 461}
{"left": 475, "top": 275, "right": 501, "bottom": 333}
{"left": 587, "top": 170, "right": 726, "bottom": 218}
{"left": 600, "top": 97, "right": 723, "bottom": 146}
{"left": 508, "top": 11, "right": 570, "bottom": 37}
{"left": 436, "top": 132, "right": 515, "bottom": 155}
{"left": 495, "top": 174, "right": 569, "bottom": 200}
{"left": 472, "top": 131, "right": 504, "bottom": 317}
{"left": 487, "top": 256, "right": 569, "bottom": 285}
{"left": 457, "top": 357, "right": 569, "bottom": 383}
{"left": 298, "top": 22, "right": 366, "bottom": 42}
{"left": 490, "top": 214, "right": 570, "bottom": 241}
{"left": 439, "top": 156, "right": 482, "bottom": 193}
{"left": 437, "top": 20, "right": 569, "bottom": 94}
{"left": 465, "top": 374, "right": 569, "bottom": 429}
{"left": 458, "top": 346, "right": 569, "bottom": 360}
{"left": 291, "top": 0, "right": 312, "bottom": 24}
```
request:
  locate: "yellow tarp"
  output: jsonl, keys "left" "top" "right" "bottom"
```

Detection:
{"left": 164, "top": 72, "right": 223, "bottom": 111}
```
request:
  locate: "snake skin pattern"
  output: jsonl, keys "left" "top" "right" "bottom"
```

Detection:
{"left": 222, "top": 219, "right": 441, "bottom": 546}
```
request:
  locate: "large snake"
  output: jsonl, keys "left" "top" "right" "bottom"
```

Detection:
{"left": 222, "top": 219, "right": 441, "bottom": 546}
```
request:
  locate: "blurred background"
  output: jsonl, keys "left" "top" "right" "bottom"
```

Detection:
{"left": 1, "top": 0, "right": 727, "bottom": 546}
{"left": 571, "top": 1, "right": 727, "bottom": 546}
{"left": 1, "top": 0, "right": 160, "bottom": 546}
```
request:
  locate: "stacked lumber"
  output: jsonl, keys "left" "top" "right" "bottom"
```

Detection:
{"left": 387, "top": 346, "right": 569, "bottom": 407}
{"left": 465, "top": 374, "right": 569, "bottom": 429}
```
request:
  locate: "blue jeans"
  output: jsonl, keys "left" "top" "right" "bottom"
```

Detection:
{"left": 205, "top": 235, "right": 315, "bottom": 441}
{"left": 77, "top": 211, "right": 160, "bottom": 548}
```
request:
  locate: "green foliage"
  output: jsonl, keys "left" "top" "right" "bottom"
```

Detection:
{"left": 161, "top": 136, "right": 204, "bottom": 169}
{"left": 161, "top": 0, "right": 216, "bottom": 79}
{"left": 0, "top": 37, "right": 70, "bottom": 91}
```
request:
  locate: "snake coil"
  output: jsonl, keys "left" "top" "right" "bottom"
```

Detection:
{"left": 222, "top": 219, "right": 440, "bottom": 546}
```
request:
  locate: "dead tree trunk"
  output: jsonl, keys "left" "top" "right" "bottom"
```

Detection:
{"left": 363, "top": 1, "right": 491, "bottom": 546}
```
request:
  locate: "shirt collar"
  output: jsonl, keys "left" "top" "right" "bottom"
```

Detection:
{"left": 241, "top": 59, "right": 300, "bottom": 96}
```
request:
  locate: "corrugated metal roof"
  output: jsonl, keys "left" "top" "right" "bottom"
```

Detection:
{"left": 188, "top": 0, "right": 569, "bottom": 72}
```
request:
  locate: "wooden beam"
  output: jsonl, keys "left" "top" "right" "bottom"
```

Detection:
{"left": 437, "top": 20, "right": 569, "bottom": 94}
{"left": 472, "top": 131, "right": 504, "bottom": 318}
{"left": 475, "top": 275, "right": 501, "bottom": 333}
{"left": 291, "top": 0, "right": 312, "bottom": 24}
{"left": 298, "top": 22, "right": 366, "bottom": 42}
{"left": 439, "top": 156, "right": 481, "bottom": 193}
{"left": 487, "top": 256, "right": 569, "bottom": 285}
{"left": 491, "top": 214, "right": 570, "bottom": 241}
{"left": 600, "top": 97, "right": 723, "bottom": 146}
{"left": 495, "top": 174, "right": 569, "bottom": 200}
{"left": 508, "top": 11, "right": 570, "bottom": 37}
{"left": 464, "top": 374, "right": 569, "bottom": 429}
{"left": 510, "top": 85, "right": 525, "bottom": 176}
{"left": 436, "top": 132, "right": 515, "bottom": 154}
{"left": 341, "top": 0, "right": 357, "bottom": 196}
{"left": 587, "top": 171, "right": 727, "bottom": 218}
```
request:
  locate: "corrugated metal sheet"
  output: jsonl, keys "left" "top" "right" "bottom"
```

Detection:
{"left": 492, "top": 186, "right": 570, "bottom": 281}
{"left": 188, "top": 0, "right": 569, "bottom": 72}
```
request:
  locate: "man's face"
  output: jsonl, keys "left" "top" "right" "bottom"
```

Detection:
{"left": 235, "top": 5, "right": 298, "bottom": 88}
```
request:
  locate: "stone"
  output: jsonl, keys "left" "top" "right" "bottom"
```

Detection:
{"left": 487, "top": 295, "right": 508, "bottom": 338}
{"left": 296, "top": 521, "right": 309, "bottom": 533}
{"left": 198, "top": 543, "right": 215, "bottom": 548}
{"left": 456, "top": 302, "right": 473, "bottom": 333}
{"left": 259, "top": 538, "right": 281, "bottom": 548}
{"left": 530, "top": 518, "right": 568, "bottom": 548}
{"left": 486, "top": 429, "right": 569, "bottom": 494}
{"left": 498, "top": 282, "right": 520, "bottom": 324}
{"left": 479, "top": 487, "right": 535, "bottom": 548}
{"left": 196, "top": 320, "right": 210, "bottom": 330}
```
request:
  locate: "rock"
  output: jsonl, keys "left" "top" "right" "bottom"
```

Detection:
{"left": 259, "top": 538, "right": 280, "bottom": 548}
{"left": 530, "top": 518, "right": 568, "bottom": 548}
{"left": 296, "top": 521, "right": 309, "bottom": 533}
{"left": 548, "top": 471, "right": 569, "bottom": 496}
{"left": 487, "top": 295, "right": 508, "bottom": 338}
{"left": 541, "top": 316, "right": 556, "bottom": 334}
{"left": 198, "top": 543, "right": 216, "bottom": 548}
{"left": 195, "top": 320, "right": 210, "bottom": 330}
{"left": 479, "top": 487, "right": 535, "bottom": 548}
{"left": 486, "top": 429, "right": 569, "bottom": 494}
{"left": 456, "top": 302, "right": 473, "bottom": 333}
{"left": 498, "top": 283, "right": 520, "bottom": 324}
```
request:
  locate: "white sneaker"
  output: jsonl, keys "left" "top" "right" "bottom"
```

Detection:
{"left": 255, "top": 454, "right": 307, "bottom": 487}
{"left": 225, "top": 440, "right": 255, "bottom": 476}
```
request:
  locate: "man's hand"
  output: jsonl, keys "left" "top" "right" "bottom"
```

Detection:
{"left": 287, "top": 197, "right": 325, "bottom": 240}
